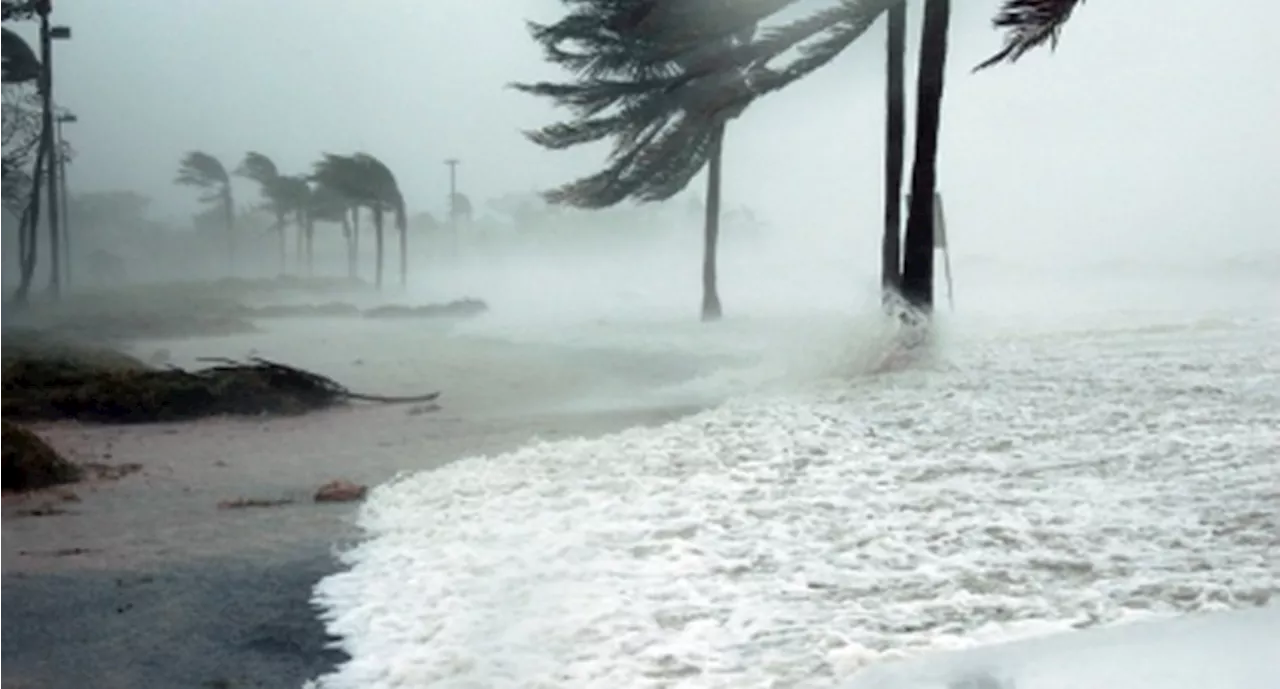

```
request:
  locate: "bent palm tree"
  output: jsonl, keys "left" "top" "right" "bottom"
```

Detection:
{"left": 311, "top": 153, "right": 407, "bottom": 289}
{"left": 311, "top": 154, "right": 366, "bottom": 279}
{"left": 517, "top": 0, "right": 763, "bottom": 321}
{"left": 352, "top": 153, "right": 408, "bottom": 290}
{"left": 175, "top": 151, "right": 235, "bottom": 272}
{"left": 235, "top": 151, "right": 293, "bottom": 272}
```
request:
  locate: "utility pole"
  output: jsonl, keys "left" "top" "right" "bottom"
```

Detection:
{"left": 445, "top": 158, "right": 459, "bottom": 257}
{"left": 37, "top": 0, "right": 72, "bottom": 299}
{"left": 56, "top": 111, "right": 77, "bottom": 286}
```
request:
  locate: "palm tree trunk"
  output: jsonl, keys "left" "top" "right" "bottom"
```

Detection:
{"left": 295, "top": 212, "right": 305, "bottom": 273}
{"left": 350, "top": 207, "right": 361, "bottom": 279}
{"left": 345, "top": 209, "right": 357, "bottom": 279}
{"left": 701, "top": 123, "right": 725, "bottom": 322}
{"left": 901, "top": 0, "right": 950, "bottom": 314}
{"left": 304, "top": 215, "right": 315, "bottom": 276}
{"left": 399, "top": 222, "right": 407, "bottom": 288}
{"left": 274, "top": 211, "right": 287, "bottom": 275}
{"left": 222, "top": 187, "right": 236, "bottom": 277}
{"left": 882, "top": 1, "right": 907, "bottom": 302}
{"left": 374, "top": 207, "right": 385, "bottom": 290}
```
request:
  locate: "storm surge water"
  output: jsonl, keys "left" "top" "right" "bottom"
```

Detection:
{"left": 305, "top": 232, "right": 1279, "bottom": 689}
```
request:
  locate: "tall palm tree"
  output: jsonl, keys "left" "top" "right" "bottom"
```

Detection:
{"left": 235, "top": 151, "right": 293, "bottom": 272}
{"left": 516, "top": 0, "right": 762, "bottom": 321}
{"left": 311, "top": 153, "right": 407, "bottom": 289}
{"left": 311, "top": 154, "right": 365, "bottom": 279}
{"left": 557, "top": 0, "right": 1090, "bottom": 316}
{"left": 175, "top": 151, "right": 235, "bottom": 272}
{"left": 352, "top": 153, "right": 408, "bottom": 290}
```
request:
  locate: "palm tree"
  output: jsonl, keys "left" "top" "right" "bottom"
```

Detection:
{"left": 558, "top": 0, "right": 1090, "bottom": 316}
{"left": 516, "top": 0, "right": 764, "bottom": 321}
{"left": 235, "top": 152, "right": 292, "bottom": 272}
{"left": 311, "top": 153, "right": 407, "bottom": 289}
{"left": 175, "top": 151, "right": 235, "bottom": 272}
{"left": 311, "top": 154, "right": 365, "bottom": 279}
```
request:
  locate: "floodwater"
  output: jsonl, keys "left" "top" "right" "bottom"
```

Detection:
{"left": 303, "top": 255, "right": 1280, "bottom": 689}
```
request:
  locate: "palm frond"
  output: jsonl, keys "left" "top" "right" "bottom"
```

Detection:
{"left": 2, "top": 27, "right": 41, "bottom": 84}
{"left": 235, "top": 151, "right": 280, "bottom": 185}
{"left": 976, "top": 0, "right": 1084, "bottom": 70}
{"left": 175, "top": 151, "right": 229, "bottom": 188}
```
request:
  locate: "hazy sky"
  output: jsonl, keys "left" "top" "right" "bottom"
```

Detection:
{"left": 12, "top": 0, "right": 1280, "bottom": 263}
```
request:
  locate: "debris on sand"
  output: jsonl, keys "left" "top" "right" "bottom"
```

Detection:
{"left": 217, "top": 496, "right": 295, "bottom": 510}
{"left": 2, "top": 336, "right": 442, "bottom": 424}
{"left": 2, "top": 420, "right": 82, "bottom": 492}
{"left": 314, "top": 479, "right": 368, "bottom": 503}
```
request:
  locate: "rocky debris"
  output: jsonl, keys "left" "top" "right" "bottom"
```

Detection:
{"left": 314, "top": 479, "right": 367, "bottom": 503}
{"left": 217, "top": 496, "right": 294, "bottom": 510}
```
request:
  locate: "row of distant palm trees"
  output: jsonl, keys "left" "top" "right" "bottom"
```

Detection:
{"left": 175, "top": 150, "right": 408, "bottom": 288}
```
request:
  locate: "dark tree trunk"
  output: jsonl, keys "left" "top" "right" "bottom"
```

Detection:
{"left": 901, "top": 0, "right": 950, "bottom": 314}
{"left": 373, "top": 207, "right": 385, "bottom": 290}
{"left": 701, "top": 124, "right": 726, "bottom": 322}
{"left": 882, "top": 1, "right": 907, "bottom": 301}
{"left": 350, "top": 206, "right": 361, "bottom": 279}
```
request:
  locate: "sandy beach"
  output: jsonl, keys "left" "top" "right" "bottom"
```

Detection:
{"left": 2, "top": 318, "right": 714, "bottom": 689}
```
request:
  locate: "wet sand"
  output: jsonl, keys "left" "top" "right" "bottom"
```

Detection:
{"left": 2, "top": 320, "right": 710, "bottom": 689}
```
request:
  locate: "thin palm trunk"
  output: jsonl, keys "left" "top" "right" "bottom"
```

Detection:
{"left": 882, "top": 1, "right": 907, "bottom": 301}
{"left": 303, "top": 213, "right": 314, "bottom": 276}
{"left": 399, "top": 220, "right": 407, "bottom": 288}
{"left": 274, "top": 211, "right": 287, "bottom": 274}
{"left": 901, "top": 0, "right": 950, "bottom": 313}
{"left": 701, "top": 123, "right": 725, "bottom": 322}
{"left": 295, "top": 213, "right": 305, "bottom": 272}
{"left": 350, "top": 206, "right": 361, "bottom": 279}
{"left": 221, "top": 187, "right": 235, "bottom": 275}
{"left": 373, "top": 206, "right": 385, "bottom": 290}
{"left": 342, "top": 214, "right": 355, "bottom": 278}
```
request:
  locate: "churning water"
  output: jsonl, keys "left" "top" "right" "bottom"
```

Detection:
{"left": 305, "top": 253, "right": 1278, "bottom": 689}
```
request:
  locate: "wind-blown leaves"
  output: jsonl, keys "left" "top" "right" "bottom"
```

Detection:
{"left": 175, "top": 151, "right": 231, "bottom": 204}
{"left": 976, "top": 0, "right": 1085, "bottom": 70}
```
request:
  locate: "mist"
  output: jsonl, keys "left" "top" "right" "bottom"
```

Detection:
{"left": 5, "top": 0, "right": 1277, "bottom": 307}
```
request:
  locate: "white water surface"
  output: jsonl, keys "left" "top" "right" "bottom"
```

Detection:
{"left": 307, "top": 260, "right": 1278, "bottom": 689}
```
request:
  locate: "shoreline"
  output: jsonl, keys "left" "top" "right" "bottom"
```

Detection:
{"left": 2, "top": 401, "right": 701, "bottom": 689}
{"left": 3, "top": 317, "right": 718, "bottom": 689}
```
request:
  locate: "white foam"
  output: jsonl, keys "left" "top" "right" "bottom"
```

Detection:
{"left": 307, "top": 285, "right": 1278, "bottom": 689}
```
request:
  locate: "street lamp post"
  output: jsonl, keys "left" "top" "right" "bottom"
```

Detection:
{"left": 56, "top": 111, "right": 77, "bottom": 286}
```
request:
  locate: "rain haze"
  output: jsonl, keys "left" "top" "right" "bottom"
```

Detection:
{"left": 2, "top": 1, "right": 1277, "bottom": 688}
